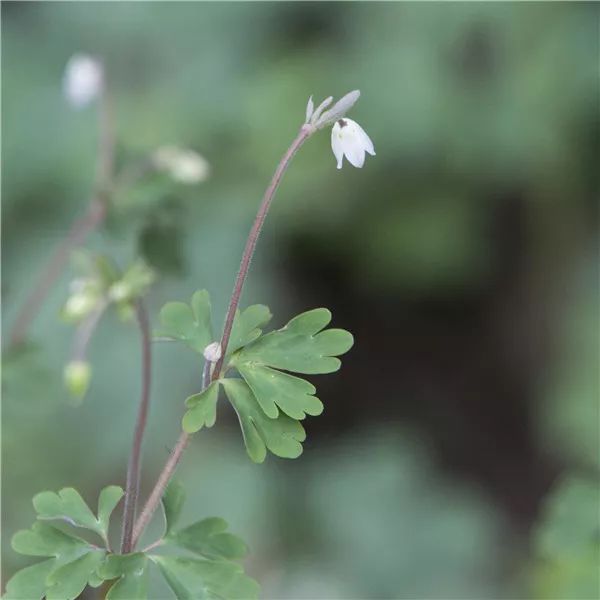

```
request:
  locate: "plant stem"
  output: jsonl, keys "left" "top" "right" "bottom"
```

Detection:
{"left": 8, "top": 65, "right": 114, "bottom": 348}
{"left": 120, "top": 300, "right": 153, "bottom": 553}
{"left": 130, "top": 124, "right": 314, "bottom": 548}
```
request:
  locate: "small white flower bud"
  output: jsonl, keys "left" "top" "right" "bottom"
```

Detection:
{"left": 63, "top": 54, "right": 103, "bottom": 108}
{"left": 63, "top": 292, "right": 98, "bottom": 321}
{"left": 108, "top": 282, "right": 131, "bottom": 302}
{"left": 315, "top": 90, "right": 361, "bottom": 129}
{"left": 152, "top": 146, "right": 210, "bottom": 184}
{"left": 64, "top": 360, "right": 92, "bottom": 400}
{"left": 203, "top": 342, "right": 222, "bottom": 363}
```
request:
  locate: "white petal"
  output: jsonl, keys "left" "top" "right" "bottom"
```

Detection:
{"left": 344, "top": 142, "right": 366, "bottom": 168}
{"left": 331, "top": 124, "right": 345, "bottom": 169}
{"left": 353, "top": 120, "right": 376, "bottom": 156}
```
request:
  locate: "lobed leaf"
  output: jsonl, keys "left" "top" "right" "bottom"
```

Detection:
{"left": 3, "top": 559, "right": 56, "bottom": 600}
{"left": 8, "top": 523, "right": 105, "bottom": 600}
{"left": 45, "top": 550, "right": 105, "bottom": 600}
{"left": 182, "top": 381, "right": 220, "bottom": 433}
{"left": 223, "top": 378, "right": 306, "bottom": 463}
{"left": 227, "top": 304, "right": 272, "bottom": 355}
{"left": 166, "top": 517, "right": 248, "bottom": 561}
{"left": 237, "top": 363, "right": 323, "bottom": 420}
{"left": 235, "top": 308, "right": 354, "bottom": 374}
{"left": 152, "top": 555, "right": 260, "bottom": 600}
{"left": 32, "top": 486, "right": 123, "bottom": 542}
{"left": 162, "top": 480, "right": 187, "bottom": 537}
{"left": 99, "top": 553, "right": 149, "bottom": 600}
{"left": 157, "top": 290, "right": 213, "bottom": 353}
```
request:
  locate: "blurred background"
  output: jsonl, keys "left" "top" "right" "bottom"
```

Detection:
{"left": 2, "top": 3, "right": 599, "bottom": 598}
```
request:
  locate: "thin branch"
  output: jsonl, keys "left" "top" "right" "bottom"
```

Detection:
{"left": 120, "top": 300, "right": 153, "bottom": 554}
{"left": 8, "top": 66, "right": 115, "bottom": 348}
{"left": 130, "top": 124, "right": 315, "bottom": 548}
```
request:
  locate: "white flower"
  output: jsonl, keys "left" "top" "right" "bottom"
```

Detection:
{"left": 63, "top": 54, "right": 103, "bottom": 108}
{"left": 331, "top": 118, "right": 375, "bottom": 169}
{"left": 152, "top": 146, "right": 210, "bottom": 184}
{"left": 203, "top": 342, "right": 222, "bottom": 363}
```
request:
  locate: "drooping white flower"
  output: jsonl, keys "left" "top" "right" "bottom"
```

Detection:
{"left": 203, "top": 342, "right": 222, "bottom": 363}
{"left": 63, "top": 54, "right": 103, "bottom": 108}
{"left": 331, "top": 118, "right": 375, "bottom": 169}
{"left": 152, "top": 146, "right": 210, "bottom": 184}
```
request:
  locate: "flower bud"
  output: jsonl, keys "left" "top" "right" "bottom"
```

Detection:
{"left": 152, "top": 146, "right": 210, "bottom": 184}
{"left": 63, "top": 54, "right": 103, "bottom": 108}
{"left": 63, "top": 292, "right": 98, "bottom": 322}
{"left": 203, "top": 342, "right": 222, "bottom": 363}
{"left": 64, "top": 360, "right": 92, "bottom": 400}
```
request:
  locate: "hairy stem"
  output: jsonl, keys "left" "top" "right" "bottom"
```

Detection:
{"left": 8, "top": 67, "right": 114, "bottom": 348}
{"left": 121, "top": 301, "right": 153, "bottom": 553}
{"left": 131, "top": 124, "right": 314, "bottom": 548}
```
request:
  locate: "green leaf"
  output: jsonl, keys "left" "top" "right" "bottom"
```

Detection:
{"left": 156, "top": 290, "right": 213, "bottom": 353}
{"left": 12, "top": 522, "right": 88, "bottom": 558}
{"left": 45, "top": 549, "right": 105, "bottom": 600}
{"left": 222, "top": 378, "right": 306, "bottom": 463}
{"left": 3, "top": 559, "right": 55, "bottom": 600}
{"left": 237, "top": 363, "right": 323, "bottom": 420}
{"left": 99, "top": 553, "right": 149, "bottom": 600}
{"left": 153, "top": 555, "right": 260, "bottom": 600}
{"left": 182, "top": 381, "right": 220, "bottom": 433}
{"left": 32, "top": 487, "right": 105, "bottom": 540}
{"left": 166, "top": 517, "right": 248, "bottom": 561}
{"left": 236, "top": 308, "right": 354, "bottom": 374}
{"left": 9, "top": 523, "right": 105, "bottom": 600}
{"left": 227, "top": 304, "right": 272, "bottom": 355}
{"left": 97, "top": 486, "right": 125, "bottom": 541}
{"left": 162, "top": 480, "right": 186, "bottom": 537}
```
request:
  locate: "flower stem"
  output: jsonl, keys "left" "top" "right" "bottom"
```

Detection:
{"left": 8, "top": 68, "right": 114, "bottom": 349}
{"left": 130, "top": 124, "right": 314, "bottom": 548}
{"left": 120, "top": 300, "right": 153, "bottom": 553}
{"left": 70, "top": 298, "right": 109, "bottom": 362}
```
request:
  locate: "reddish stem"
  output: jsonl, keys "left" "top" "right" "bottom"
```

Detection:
{"left": 131, "top": 124, "right": 314, "bottom": 548}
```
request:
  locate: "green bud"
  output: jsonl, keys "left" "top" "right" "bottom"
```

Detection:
{"left": 62, "top": 292, "right": 98, "bottom": 322}
{"left": 64, "top": 360, "right": 92, "bottom": 401}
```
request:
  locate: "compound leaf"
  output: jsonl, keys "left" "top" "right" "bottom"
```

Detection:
{"left": 223, "top": 378, "right": 305, "bottom": 463}
{"left": 99, "top": 553, "right": 149, "bottom": 600}
{"left": 12, "top": 522, "right": 88, "bottom": 558}
{"left": 182, "top": 381, "right": 220, "bottom": 433}
{"left": 157, "top": 290, "right": 213, "bottom": 353}
{"left": 236, "top": 308, "right": 353, "bottom": 375}
{"left": 153, "top": 555, "right": 259, "bottom": 600}
{"left": 166, "top": 517, "right": 248, "bottom": 561}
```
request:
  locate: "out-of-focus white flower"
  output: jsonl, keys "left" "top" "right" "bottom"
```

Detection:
{"left": 203, "top": 342, "right": 222, "bottom": 363}
{"left": 152, "top": 146, "right": 210, "bottom": 184}
{"left": 63, "top": 54, "right": 103, "bottom": 108}
{"left": 331, "top": 118, "right": 375, "bottom": 169}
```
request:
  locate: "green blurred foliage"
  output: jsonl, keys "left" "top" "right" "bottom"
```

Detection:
{"left": 2, "top": 2, "right": 598, "bottom": 598}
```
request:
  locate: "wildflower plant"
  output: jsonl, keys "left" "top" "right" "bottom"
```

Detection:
{"left": 4, "top": 55, "right": 374, "bottom": 599}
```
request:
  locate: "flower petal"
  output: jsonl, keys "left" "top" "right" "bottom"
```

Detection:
{"left": 331, "top": 125, "right": 345, "bottom": 169}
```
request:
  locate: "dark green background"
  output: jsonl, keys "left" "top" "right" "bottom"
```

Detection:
{"left": 2, "top": 2, "right": 598, "bottom": 598}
